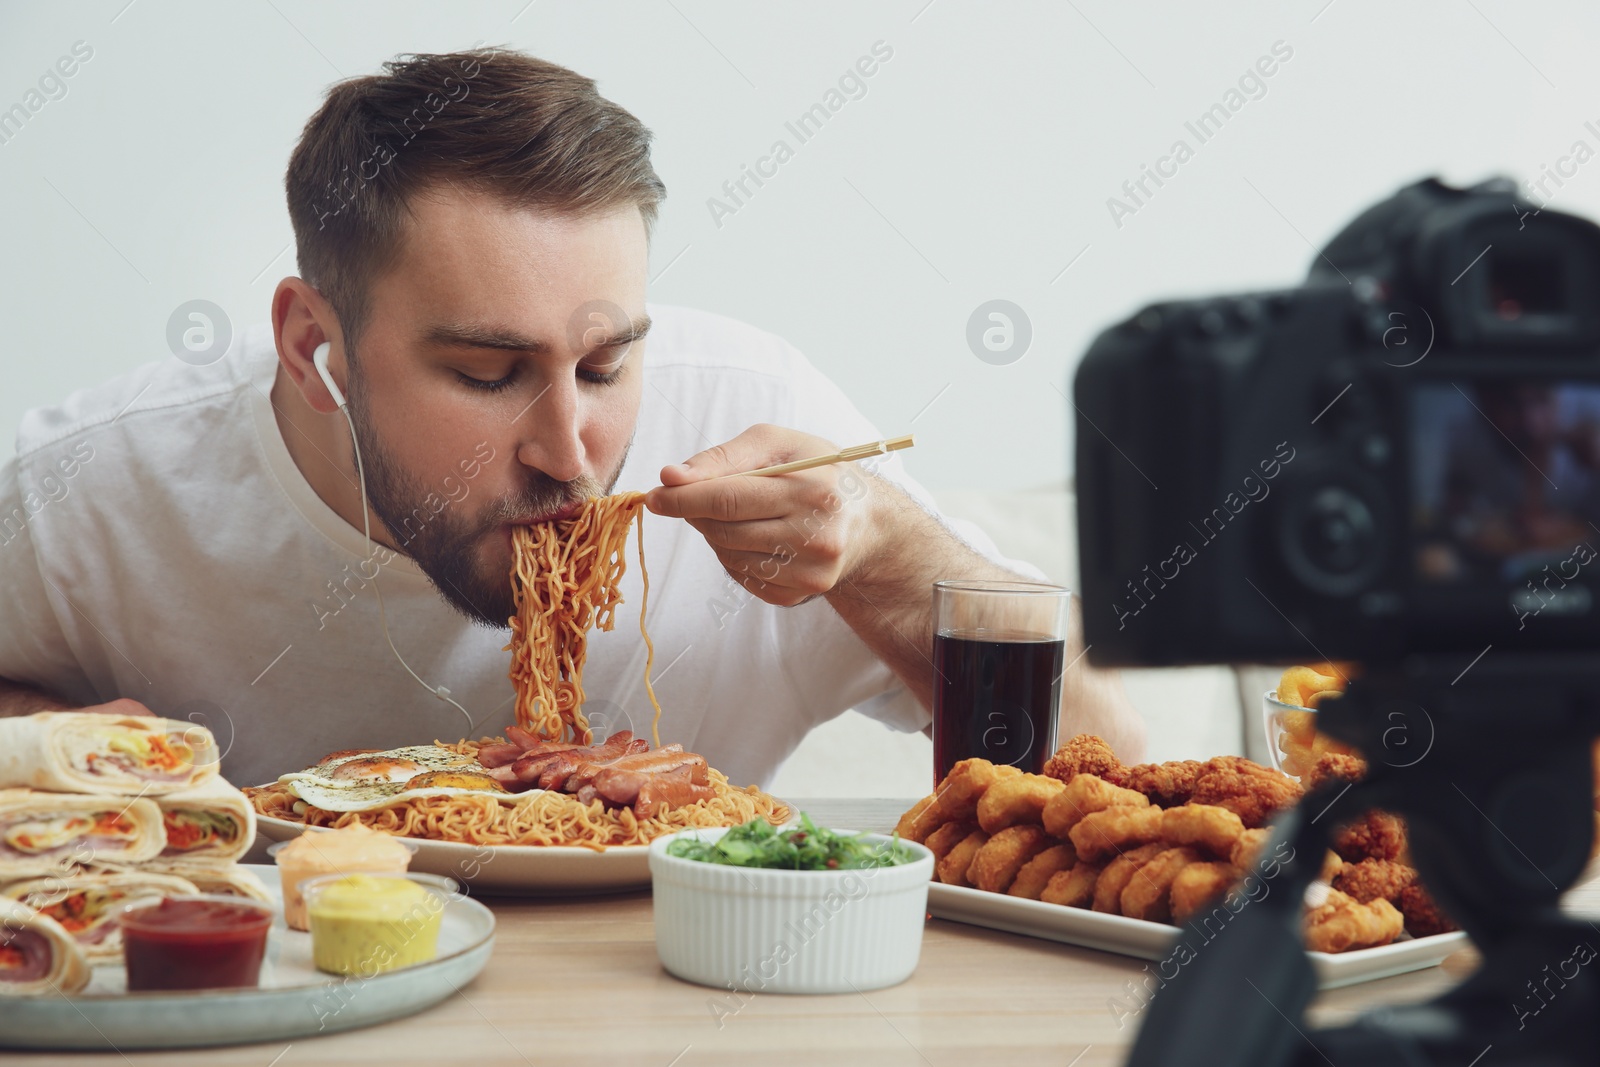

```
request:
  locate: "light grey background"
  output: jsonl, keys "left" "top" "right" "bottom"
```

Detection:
{"left": 1, "top": 0, "right": 1595, "bottom": 490}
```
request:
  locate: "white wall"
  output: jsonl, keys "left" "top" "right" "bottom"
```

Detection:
{"left": 2, "top": 1, "right": 1596, "bottom": 491}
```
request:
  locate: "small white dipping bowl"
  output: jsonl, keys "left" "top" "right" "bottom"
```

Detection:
{"left": 648, "top": 826, "right": 934, "bottom": 994}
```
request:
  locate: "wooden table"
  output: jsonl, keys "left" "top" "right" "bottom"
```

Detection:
{"left": 16, "top": 798, "right": 1589, "bottom": 1067}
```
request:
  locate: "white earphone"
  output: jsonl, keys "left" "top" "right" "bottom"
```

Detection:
{"left": 312, "top": 341, "right": 346, "bottom": 410}
{"left": 311, "top": 339, "right": 470, "bottom": 727}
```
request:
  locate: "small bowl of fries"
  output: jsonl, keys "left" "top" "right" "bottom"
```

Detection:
{"left": 1264, "top": 663, "right": 1357, "bottom": 780}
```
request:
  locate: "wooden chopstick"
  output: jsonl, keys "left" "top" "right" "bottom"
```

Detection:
{"left": 718, "top": 434, "right": 916, "bottom": 479}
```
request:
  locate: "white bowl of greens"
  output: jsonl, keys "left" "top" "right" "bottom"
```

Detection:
{"left": 648, "top": 814, "right": 933, "bottom": 995}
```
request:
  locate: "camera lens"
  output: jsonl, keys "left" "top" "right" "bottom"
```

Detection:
{"left": 1302, "top": 487, "right": 1371, "bottom": 569}
{"left": 1280, "top": 483, "right": 1385, "bottom": 596}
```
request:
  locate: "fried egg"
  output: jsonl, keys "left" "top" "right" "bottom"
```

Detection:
{"left": 279, "top": 745, "right": 509, "bottom": 813}
{"left": 327, "top": 756, "right": 427, "bottom": 783}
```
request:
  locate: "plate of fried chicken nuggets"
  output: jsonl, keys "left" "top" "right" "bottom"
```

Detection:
{"left": 900, "top": 735, "right": 1469, "bottom": 978}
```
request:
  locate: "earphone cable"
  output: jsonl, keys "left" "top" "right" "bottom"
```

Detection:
{"left": 339, "top": 403, "right": 475, "bottom": 732}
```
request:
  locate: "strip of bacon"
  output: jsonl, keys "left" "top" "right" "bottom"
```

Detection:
{"left": 634, "top": 772, "right": 714, "bottom": 817}
{"left": 535, "top": 737, "right": 653, "bottom": 791}
{"left": 477, "top": 736, "right": 592, "bottom": 768}
{"left": 503, "top": 726, "right": 548, "bottom": 750}
{"left": 473, "top": 743, "right": 529, "bottom": 769}
{"left": 591, "top": 764, "right": 714, "bottom": 816}
{"left": 499, "top": 732, "right": 640, "bottom": 793}
{"left": 557, "top": 746, "right": 695, "bottom": 793}
{"left": 469, "top": 729, "right": 716, "bottom": 820}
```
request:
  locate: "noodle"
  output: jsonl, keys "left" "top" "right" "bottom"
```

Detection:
{"left": 506, "top": 492, "right": 663, "bottom": 745}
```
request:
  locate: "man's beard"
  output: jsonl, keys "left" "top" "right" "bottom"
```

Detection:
{"left": 346, "top": 381, "right": 628, "bottom": 628}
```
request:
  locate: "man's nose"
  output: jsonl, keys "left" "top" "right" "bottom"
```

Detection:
{"left": 514, "top": 379, "right": 585, "bottom": 483}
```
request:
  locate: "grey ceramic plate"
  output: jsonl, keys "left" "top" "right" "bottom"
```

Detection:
{"left": 927, "top": 882, "right": 1467, "bottom": 990}
{"left": 0, "top": 865, "right": 495, "bottom": 1050}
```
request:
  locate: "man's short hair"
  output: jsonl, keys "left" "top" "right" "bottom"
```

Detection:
{"left": 285, "top": 48, "right": 666, "bottom": 344}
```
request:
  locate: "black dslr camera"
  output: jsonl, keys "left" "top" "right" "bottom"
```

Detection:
{"left": 1076, "top": 179, "right": 1600, "bottom": 1067}
{"left": 1076, "top": 177, "right": 1600, "bottom": 666}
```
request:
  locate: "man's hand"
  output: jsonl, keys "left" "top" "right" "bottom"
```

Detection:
{"left": 76, "top": 698, "right": 157, "bottom": 718}
{"left": 644, "top": 424, "right": 887, "bottom": 607}
{"left": 0, "top": 675, "right": 157, "bottom": 719}
{"left": 643, "top": 423, "right": 1147, "bottom": 761}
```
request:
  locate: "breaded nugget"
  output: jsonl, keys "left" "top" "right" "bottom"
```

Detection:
{"left": 923, "top": 820, "right": 979, "bottom": 865}
{"left": 1278, "top": 736, "right": 1317, "bottom": 779}
{"left": 1170, "top": 861, "right": 1243, "bottom": 925}
{"left": 1042, "top": 734, "right": 1125, "bottom": 785}
{"left": 1092, "top": 842, "right": 1169, "bottom": 913}
{"left": 1332, "top": 810, "right": 1408, "bottom": 863}
{"left": 1190, "top": 756, "right": 1304, "bottom": 829}
{"left": 977, "top": 773, "right": 1066, "bottom": 834}
{"left": 1303, "top": 888, "right": 1404, "bottom": 953}
{"left": 1395, "top": 883, "right": 1458, "bottom": 938}
{"left": 1230, "top": 827, "right": 1271, "bottom": 871}
{"left": 895, "top": 794, "right": 939, "bottom": 843}
{"left": 1160, "top": 804, "right": 1246, "bottom": 858}
{"left": 1119, "top": 760, "right": 1205, "bottom": 806}
{"left": 1304, "top": 751, "right": 1367, "bottom": 791}
{"left": 1071, "top": 805, "right": 1166, "bottom": 863}
{"left": 1320, "top": 850, "right": 1344, "bottom": 883}
{"left": 968, "top": 825, "right": 1051, "bottom": 893}
{"left": 931, "top": 759, "right": 1022, "bottom": 824}
{"left": 1041, "top": 773, "right": 1150, "bottom": 838}
{"left": 1041, "top": 861, "right": 1104, "bottom": 908}
{"left": 1121, "top": 846, "right": 1202, "bottom": 922}
{"left": 904, "top": 792, "right": 961, "bottom": 842}
{"left": 1276, "top": 665, "right": 1344, "bottom": 708}
{"left": 1007, "top": 843, "right": 1077, "bottom": 900}
{"left": 936, "top": 829, "right": 990, "bottom": 886}
{"left": 1331, "top": 858, "right": 1416, "bottom": 904}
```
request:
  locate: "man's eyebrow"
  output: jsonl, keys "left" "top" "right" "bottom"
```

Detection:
{"left": 423, "top": 314, "right": 652, "bottom": 355}
{"left": 584, "top": 314, "right": 653, "bottom": 351}
{"left": 424, "top": 322, "right": 551, "bottom": 353}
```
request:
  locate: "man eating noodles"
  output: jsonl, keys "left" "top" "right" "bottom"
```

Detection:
{"left": 0, "top": 49, "right": 1143, "bottom": 789}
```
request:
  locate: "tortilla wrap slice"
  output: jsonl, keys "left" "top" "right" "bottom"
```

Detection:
{"left": 151, "top": 778, "right": 256, "bottom": 867}
{"left": 0, "top": 896, "right": 90, "bottom": 996}
{"left": 0, "top": 712, "right": 219, "bottom": 796}
{"left": 141, "top": 863, "right": 271, "bottom": 904}
{"left": 0, "top": 789, "right": 166, "bottom": 879}
{"left": 3, "top": 871, "right": 198, "bottom": 961}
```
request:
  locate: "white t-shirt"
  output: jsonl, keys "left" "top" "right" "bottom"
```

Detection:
{"left": 0, "top": 305, "right": 1025, "bottom": 790}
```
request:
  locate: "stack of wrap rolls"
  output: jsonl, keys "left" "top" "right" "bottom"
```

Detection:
{"left": 0, "top": 712, "right": 261, "bottom": 995}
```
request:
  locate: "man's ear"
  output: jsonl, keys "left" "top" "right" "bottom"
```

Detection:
{"left": 273, "top": 277, "right": 347, "bottom": 415}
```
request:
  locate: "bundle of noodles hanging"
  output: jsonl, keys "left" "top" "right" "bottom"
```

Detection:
{"left": 505, "top": 492, "right": 661, "bottom": 745}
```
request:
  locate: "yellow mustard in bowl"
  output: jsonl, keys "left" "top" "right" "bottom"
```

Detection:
{"left": 303, "top": 873, "right": 445, "bottom": 976}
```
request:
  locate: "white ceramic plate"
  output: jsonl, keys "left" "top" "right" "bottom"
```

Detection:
{"left": 0, "top": 865, "right": 494, "bottom": 1050}
{"left": 927, "top": 882, "right": 1469, "bottom": 989}
{"left": 256, "top": 813, "right": 651, "bottom": 894}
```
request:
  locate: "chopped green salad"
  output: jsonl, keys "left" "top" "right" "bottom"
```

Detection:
{"left": 666, "top": 813, "right": 915, "bottom": 870}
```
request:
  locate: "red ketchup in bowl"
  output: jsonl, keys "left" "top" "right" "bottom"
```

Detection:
{"left": 118, "top": 895, "right": 273, "bottom": 991}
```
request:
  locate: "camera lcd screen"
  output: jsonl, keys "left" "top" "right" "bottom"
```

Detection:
{"left": 1412, "top": 381, "right": 1600, "bottom": 584}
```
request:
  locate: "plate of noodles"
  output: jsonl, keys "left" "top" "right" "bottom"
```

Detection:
{"left": 246, "top": 733, "right": 790, "bottom": 894}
